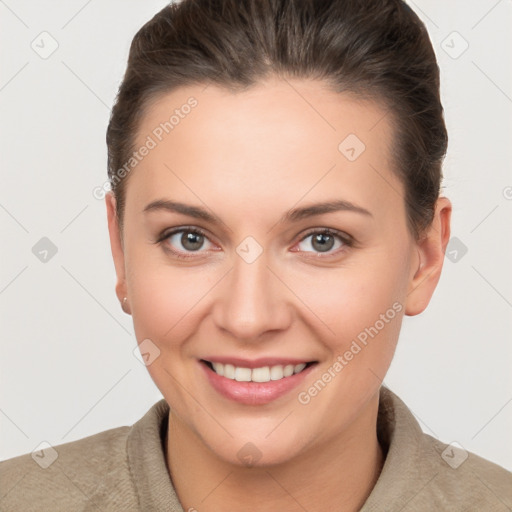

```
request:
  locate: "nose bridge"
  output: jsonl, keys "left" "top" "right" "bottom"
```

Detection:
{"left": 213, "top": 248, "right": 290, "bottom": 341}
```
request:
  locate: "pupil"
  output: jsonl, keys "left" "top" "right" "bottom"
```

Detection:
{"left": 312, "top": 233, "right": 334, "bottom": 252}
{"left": 182, "top": 232, "right": 203, "bottom": 251}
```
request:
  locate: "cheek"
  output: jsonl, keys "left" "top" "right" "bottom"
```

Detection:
{"left": 126, "top": 261, "right": 216, "bottom": 409}
{"left": 124, "top": 237, "right": 213, "bottom": 343}
{"left": 291, "top": 250, "right": 408, "bottom": 362}
{"left": 128, "top": 265, "right": 216, "bottom": 345}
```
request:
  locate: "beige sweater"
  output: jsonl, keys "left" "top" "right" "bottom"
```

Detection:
{"left": 1, "top": 386, "right": 511, "bottom": 511}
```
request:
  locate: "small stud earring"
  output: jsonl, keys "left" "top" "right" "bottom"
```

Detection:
{"left": 121, "top": 296, "right": 129, "bottom": 314}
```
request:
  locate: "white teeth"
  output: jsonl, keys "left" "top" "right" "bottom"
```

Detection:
{"left": 251, "top": 366, "right": 270, "bottom": 383}
{"left": 294, "top": 363, "right": 306, "bottom": 373}
{"left": 212, "top": 362, "right": 224, "bottom": 376}
{"left": 208, "top": 361, "right": 309, "bottom": 382}
{"left": 224, "top": 364, "right": 235, "bottom": 379}
{"left": 283, "top": 364, "right": 295, "bottom": 377}
{"left": 269, "top": 365, "right": 284, "bottom": 380}
{"left": 234, "top": 367, "right": 252, "bottom": 382}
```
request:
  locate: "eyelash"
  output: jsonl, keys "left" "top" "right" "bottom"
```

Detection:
{"left": 155, "top": 226, "right": 354, "bottom": 260}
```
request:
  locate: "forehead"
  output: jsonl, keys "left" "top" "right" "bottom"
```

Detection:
{"left": 137, "top": 78, "right": 392, "bottom": 158}
{"left": 126, "top": 78, "right": 403, "bottom": 226}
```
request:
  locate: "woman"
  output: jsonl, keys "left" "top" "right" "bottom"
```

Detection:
{"left": 1, "top": 0, "right": 511, "bottom": 510}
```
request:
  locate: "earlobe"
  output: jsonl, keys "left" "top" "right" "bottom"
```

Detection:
{"left": 404, "top": 196, "right": 452, "bottom": 316}
{"left": 105, "top": 192, "right": 131, "bottom": 314}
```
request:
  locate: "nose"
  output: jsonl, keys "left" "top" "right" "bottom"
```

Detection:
{"left": 212, "top": 251, "right": 292, "bottom": 342}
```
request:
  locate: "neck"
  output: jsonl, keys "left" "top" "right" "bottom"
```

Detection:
{"left": 166, "top": 393, "right": 384, "bottom": 512}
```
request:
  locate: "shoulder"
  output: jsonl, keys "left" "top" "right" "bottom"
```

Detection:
{"left": 364, "top": 387, "right": 512, "bottom": 511}
{"left": 0, "top": 425, "right": 139, "bottom": 512}
{"left": 416, "top": 432, "right": 512, "bottom": 510}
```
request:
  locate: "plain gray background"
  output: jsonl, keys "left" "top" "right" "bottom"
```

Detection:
{"left": 1, "top": 0, "right": 511, "bottom": 471}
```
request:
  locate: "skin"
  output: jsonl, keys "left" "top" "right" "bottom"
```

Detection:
{"left": 106, "top": 77, "right": 451, "bottom": 511}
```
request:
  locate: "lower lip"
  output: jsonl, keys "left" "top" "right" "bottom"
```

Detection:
{"left": 199, "top": 361, "right": 316, "bottom": 405}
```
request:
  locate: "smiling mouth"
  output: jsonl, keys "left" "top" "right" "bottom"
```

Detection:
{"left": 200, "top": 359, "right": 317, "bottom": 383}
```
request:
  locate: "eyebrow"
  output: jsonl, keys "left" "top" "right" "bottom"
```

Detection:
{"left": 143, "top": 198, "right": 373, "bottom": 224}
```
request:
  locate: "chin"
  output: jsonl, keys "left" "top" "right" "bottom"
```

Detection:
{"left": 205, "top": 431, "right": 308, "bottom": 469}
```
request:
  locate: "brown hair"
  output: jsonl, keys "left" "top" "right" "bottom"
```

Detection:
{"left": 106, "top": 0, "right": 447, "bottom": 241}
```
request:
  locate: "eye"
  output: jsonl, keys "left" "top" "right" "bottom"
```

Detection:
{"left": 156, "top": 226, "right": 353, "bottom": 260}
{"left": 157, "top": 227, "right": 215, "bottom": 259}
{"left": 295, "top": 229, "right": 352, "bottom": 256}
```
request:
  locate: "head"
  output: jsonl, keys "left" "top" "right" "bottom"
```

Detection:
{"left": 105, "top": 0, "right": 451, "bottom": 467}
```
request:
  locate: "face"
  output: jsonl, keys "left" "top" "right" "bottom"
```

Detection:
{"left": 107, "top": 77, "right": 451, "bottom": 467}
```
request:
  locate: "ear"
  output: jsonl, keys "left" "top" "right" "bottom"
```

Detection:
{"left": 404, "top": 196, "right": 452, "bottom": 316}
{"left": 106, "top": 192, "right": 131, "bottom": 315}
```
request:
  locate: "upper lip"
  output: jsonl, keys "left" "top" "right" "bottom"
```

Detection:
{"left": 201, "top": 357, "right": 317, "bottom": 369}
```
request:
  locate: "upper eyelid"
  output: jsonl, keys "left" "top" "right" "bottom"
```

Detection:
{"left": 301, "top": 227, "right": 352, "bottom": 241}
{"left": 159, "top": 226, "right": 214, "bottom": 246}
{"left": 158, "top": 225, "right": 208, "bottom": 240}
